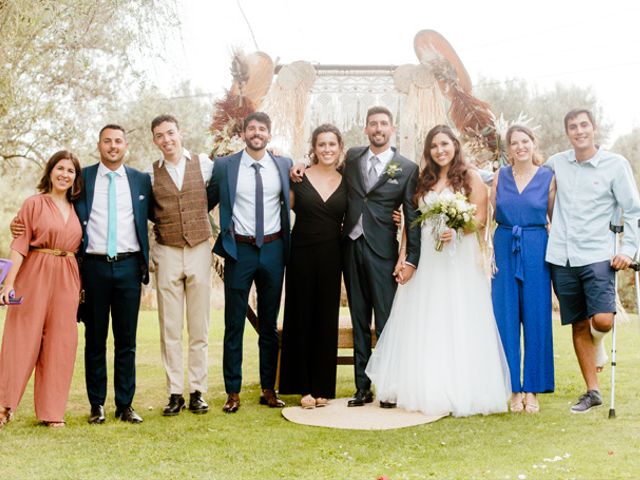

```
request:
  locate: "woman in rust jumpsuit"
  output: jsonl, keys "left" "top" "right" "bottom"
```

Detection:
{"left": 0, "top": 150, "right": 83, "bottom": 428}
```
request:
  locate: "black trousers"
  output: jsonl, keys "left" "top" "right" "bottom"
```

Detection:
{"left": 343, "top": 237, "right": 397, "bottom": 391}
{"left": 82, "top": 255, "right": 142, "bottom": 408}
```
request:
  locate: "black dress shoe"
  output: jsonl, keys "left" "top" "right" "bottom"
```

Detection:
{"left": 379, "top": 400, "right": 397, "bottom": 409}
{"left": 347, "top": 389, "right": 374, "bottom": 407}
{"left": 162, "top": 394, "right": 185, "bottom": 416}
{"left": 88, "top": 404, "right": 105, "bottom": 424}
{"left": 222, "top": 393, "right": 240, "bottom": 413}
{"left": 188, "top": 391, "right": 209, "bottom": 414}
{"left": 259, "top": 389, "right": 285, "bottom": 408}
{"left": 115, "top": 406, "right": 143, "bottom": 424}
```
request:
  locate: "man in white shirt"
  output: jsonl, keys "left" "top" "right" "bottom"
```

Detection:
{"left": 206, "top": 112, "right": 293, "bottom": 413}
{"left": 79, "top": 125, "right": 153, "bottom": 423}
{"left": 546, "top": 108, "right": 640, "bottom": 413}
{"left": 147, "top": 115, "right": 214, "bottom": 416}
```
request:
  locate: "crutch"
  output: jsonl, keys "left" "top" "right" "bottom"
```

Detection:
{"left": 628, "top": 220, "right": 640, "bottom": 322}
{"left": 608, "top": 216, "right": 623, "bottom": 419}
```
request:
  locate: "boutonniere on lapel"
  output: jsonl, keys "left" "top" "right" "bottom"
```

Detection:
{"left": 384, "top": 161, "right": 402, "bottom": 182}
{"left": 139, "top": 195, "right": 145, "bottom": 201}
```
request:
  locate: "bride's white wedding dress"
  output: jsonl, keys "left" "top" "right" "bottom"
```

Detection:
{"left": 366, "top": 189, "right": 511, "bottom": 417}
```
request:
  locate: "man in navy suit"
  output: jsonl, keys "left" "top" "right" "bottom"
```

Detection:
{"left": 207, "top": 112, "right": 292, "bottom": 413}
{"left": 76, "top": 125, "right": 152, "bottom": 424}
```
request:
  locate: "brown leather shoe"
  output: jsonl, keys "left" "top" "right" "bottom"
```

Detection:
{"left": 259, "top": 389, "right": 285, "bottom": 408}
{"left": 222, "top": 393, "right": 240, "bottom": 413}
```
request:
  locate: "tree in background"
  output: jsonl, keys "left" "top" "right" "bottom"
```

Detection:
{"left": 89, "top": 82, "right": 214, "bottom": 169}
{"left": 0, "top": 0, "right": 179, "bottom": 171}
{"left": 475, "top": 77, "right": 612, "bottom": 158}
{"left": 612, "top": 128, "right": 640, "bottom": 178}
{"left": 0, "top": 0, "right": 180, "bottom": 256}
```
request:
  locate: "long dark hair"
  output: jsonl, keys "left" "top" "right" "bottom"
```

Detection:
{"left": 414, "top": 125, "right": 470, "bottom": 206}
{"left": 37, "top": 150, "right": 83, "bottom": 201}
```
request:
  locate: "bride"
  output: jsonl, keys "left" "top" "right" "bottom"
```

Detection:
{"left": 366, "top": 125, "right": 510, "bottom": 417}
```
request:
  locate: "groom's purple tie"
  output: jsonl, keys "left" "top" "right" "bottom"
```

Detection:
{"left": 252, "top": 162, "right": 264, "bottom": 247}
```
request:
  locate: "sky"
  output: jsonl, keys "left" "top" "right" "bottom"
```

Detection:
{"left": 161, "top": 0, "right": 640, "bottom": 142}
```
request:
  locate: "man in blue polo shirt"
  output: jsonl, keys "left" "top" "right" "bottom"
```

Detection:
{"left": 546, "top": 108, "right": 640, "bottom": 413}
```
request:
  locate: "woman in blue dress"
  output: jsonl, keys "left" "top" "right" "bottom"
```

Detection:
{"left": 491, "top": 125, "right": 556, "bottom": 413}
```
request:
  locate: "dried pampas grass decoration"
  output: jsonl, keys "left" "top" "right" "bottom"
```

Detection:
{"left": 397, "top": 64, "right": 448, "bottom": 162}
{"left": 262, "top": 61, "right": 316, "bottom": 159}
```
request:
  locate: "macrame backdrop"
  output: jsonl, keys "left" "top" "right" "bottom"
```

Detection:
{"left": 217, "top": 30, "right": 499, "bottom": 167}
{"left": 261, "top": 61, "right": 316, "bottom": 161}
{"left": 261, "top": 62, "right": 454, "bottom": 164}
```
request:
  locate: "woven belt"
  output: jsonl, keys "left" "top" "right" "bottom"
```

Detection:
{"left": 32, "top": 248, "right": 76, "bottom": 257}
{"left": 84, "top": 252, "right": 138, "bottom": 262}
{"left": 234, "top": 231, "right": 282, "bottom": 245}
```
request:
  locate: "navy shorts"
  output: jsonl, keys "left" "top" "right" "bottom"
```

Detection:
{"left": 550, "top": 261, "right": 616, "bottom": 326}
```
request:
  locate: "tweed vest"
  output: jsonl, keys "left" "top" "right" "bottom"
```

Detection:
{"left": 152, "top": 152, "right": 211, "bottom": 247}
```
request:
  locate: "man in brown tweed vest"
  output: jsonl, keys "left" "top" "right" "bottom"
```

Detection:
{"left": 147, "top": 114, "right": 214, "bottom": 416}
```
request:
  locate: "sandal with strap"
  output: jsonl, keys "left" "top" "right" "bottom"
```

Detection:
{"left": 0, "top": 407, "right": 13, "bottom": 429}
{"left": 300, "top": 394, "right": 316, "bottom": 409}
{"left": 524, "top": 393, "right": 540, "bottom": 414}
{"left": 510, "top": 392, "right": 524, "bottom": 413}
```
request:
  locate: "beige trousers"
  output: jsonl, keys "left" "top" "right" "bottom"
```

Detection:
{"left": 153, "top": 240, "right": 212, "bottom": 394}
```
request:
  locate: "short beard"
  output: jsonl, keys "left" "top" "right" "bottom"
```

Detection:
{"left": 246, "top": 138, "right": 266, "bottom": 152}
{"left": 369, "top": 137, "right": 388, "bottom": 148}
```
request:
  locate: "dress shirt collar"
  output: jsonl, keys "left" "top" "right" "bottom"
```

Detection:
{"left": 366, "top": 146, "right": 394, "bottom": 165}
{"left": 98, "top": 162, "right": 127, "bottom": 177}
{"left": 568, "top": 146, "right": 602, "bottom": 167}
{"left": 157, "top": 148, "right": 191, "bottom": 168}
{"left": 241, "top": 149, "right": 268, "bottom": 167}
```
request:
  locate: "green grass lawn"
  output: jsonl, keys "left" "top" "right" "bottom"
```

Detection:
{"left": 0, "top": 308, "right": 639, "bottom": 480}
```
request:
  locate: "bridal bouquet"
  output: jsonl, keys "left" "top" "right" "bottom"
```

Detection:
{"left": 413, "top": 190, "right": 477, "bottom": 251}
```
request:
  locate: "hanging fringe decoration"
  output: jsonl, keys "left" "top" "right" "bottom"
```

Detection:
{"left": 261, "top": 61, "right": 316, "bottom": 160}
{"left": 396, "top": 64, "right": 448, "bottom": 163}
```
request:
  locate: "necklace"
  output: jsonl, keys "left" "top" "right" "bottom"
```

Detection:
{"left": 512, "top": 166, "right": 536, "bottom": 179}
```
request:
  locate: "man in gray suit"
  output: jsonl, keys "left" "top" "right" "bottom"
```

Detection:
{"left": 341, "top": 106, "right": 421, "bottom": 407}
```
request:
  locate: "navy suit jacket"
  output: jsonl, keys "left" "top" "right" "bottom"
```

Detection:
{"left": 206, "top": 150, "right": 293, "bottom": 262}
{"left": 75, "top": 163, "right": 153, "bottom": 284}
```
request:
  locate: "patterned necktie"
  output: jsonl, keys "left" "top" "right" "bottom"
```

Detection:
{"left": 106, "top": 171, "right": 117, "bottom": 258}
{"left": 368, "top": 156, "right": 380, "bottom": 190}
{"left": 252, "top": 163, "right": 264, "bottom": 247}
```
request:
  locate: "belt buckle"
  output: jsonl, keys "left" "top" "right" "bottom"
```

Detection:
{"left": 52, "top": 249, "right": 65, "bottom": 256}
{"left": 106, "top": 255, "right": 117, "bottom": 262}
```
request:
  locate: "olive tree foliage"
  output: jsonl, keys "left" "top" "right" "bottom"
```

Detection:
{"left": 474, "top": 77, "right": 611, "bottom": 158}
{"left": 0, "top": 0, "right": 179, "bottom": 256}
{"left": 612, "top": 127, "right": 640, "bottom": 178}
{"left": 0, "top": 0, "right": 180, "bottom": 172}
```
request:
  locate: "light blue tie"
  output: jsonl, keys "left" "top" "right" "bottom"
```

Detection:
{"left": 107, "top": 171, "right": 117, "bottom": 258}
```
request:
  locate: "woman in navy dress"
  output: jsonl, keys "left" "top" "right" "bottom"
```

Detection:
{"left": 491, "top": 125, "right": 556, "bottom": 413}
{"left": 279, "top": 124, "right": 347, "bottom": 408}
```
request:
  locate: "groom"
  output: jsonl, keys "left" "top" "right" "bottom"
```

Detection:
{"left": 343, "top": 106, "right": 421, "bottom": 407}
